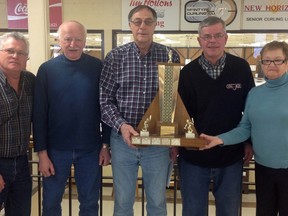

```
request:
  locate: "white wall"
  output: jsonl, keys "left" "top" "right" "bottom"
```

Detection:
{"left": 0, "top": 0, "right": 123, "bottom": 55}
{"left": 62, "top": 0, "right": 122, "bottom": 55}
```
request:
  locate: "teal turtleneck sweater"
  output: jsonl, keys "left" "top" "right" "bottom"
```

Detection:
{"left": 220, "top": 72, "right": 288, "bottom": 169}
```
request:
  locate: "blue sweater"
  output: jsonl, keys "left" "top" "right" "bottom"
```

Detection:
{"left": 33, "top": 54, "right": 110, "bottom": 152}
{"left": 220, "top": 72, "right": 288, "bottom": 169}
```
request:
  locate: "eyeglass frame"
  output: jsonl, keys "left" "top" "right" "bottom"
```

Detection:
{"left": 0, "top": 48, "right": 29, "bottom": 58}
{"left": 129, "top": 19, "right": 156, "bottom": 27}
{"left": 199, "top": 33, "right": 227, "bottom": 41}
{"left": 260, "top": 59, "right": 287, "bottom": 65}
{"left": 62, "top": 37, "right": 85, "bottom": 43}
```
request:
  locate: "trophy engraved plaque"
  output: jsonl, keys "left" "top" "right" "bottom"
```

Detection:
{"left": 131, "top": 50, "right": 206, "bottom": 148}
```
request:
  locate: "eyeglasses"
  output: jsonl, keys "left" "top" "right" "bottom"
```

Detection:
{"left": 62, "top": 37, "right": 84, "bottom": 43}
{"left": 0, "top": 48, "right": 28, "bottom": 57}
{"left": 200, "top": 33, "right": 226, "bottom": 41}
{"left": 130, "top": 19, "right": 155, "bottom": 27}
{"left": 261, "top": 59, "right": 287, "bottom": 65}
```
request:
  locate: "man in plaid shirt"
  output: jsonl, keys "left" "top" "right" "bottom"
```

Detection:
{"left": 100, "top": 5, "right": 180, "bottom": 216}
{"left": 0, "top": 32, "right": 34, "bottom": 216}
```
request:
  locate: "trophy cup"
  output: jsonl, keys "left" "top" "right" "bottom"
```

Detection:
{"left": 131, "top": 50, "right": 205, "bottom": 148}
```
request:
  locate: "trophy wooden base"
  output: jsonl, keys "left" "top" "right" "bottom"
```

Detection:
{"left": 131, "top": 134, "right": 206, "bottom": 148}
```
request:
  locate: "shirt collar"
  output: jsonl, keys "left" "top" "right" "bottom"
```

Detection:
{"left": 132, "top": 42, "right": 154, "bottom": 58}
{"left": 199, "top": 52, "right": 226, "bottom": 68}
{"left": 0, "top": 69, "right": 25, "bottom": 87}
{"left": 0, "top": 69, "right": 7, "bottom": 85}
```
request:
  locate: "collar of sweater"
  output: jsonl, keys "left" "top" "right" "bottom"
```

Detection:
{"left": 265, "top": 72, "right": 288, "bottom": 88}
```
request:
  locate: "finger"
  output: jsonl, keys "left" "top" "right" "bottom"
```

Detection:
{"left": 99, "top": 158, "right": 103, "bottom": 166}
{"left": 100, "top": 157, "right": 107, "bottom": 166}
{"left": 50, "top": 165, "right": 55, "bottom": 175}
{"left": 42, "top": 171, "right": 50, "bottom": 178}
{"left": 104, "top": 160, "right": 110, "bottom": 166}
{"left": 199, "top": 133, "right": 206, "bottom": 138}
{"left": 125, "top": 138, "right": 131, "bottom": 146}
{"left": 199, "top": 145, "right": 208, "bottom": 150}
{"left": 127, "top": 143, "right": 137, "bottom": 149}
{"left": 131, "top": 130, "right": 139, "bottom": 136}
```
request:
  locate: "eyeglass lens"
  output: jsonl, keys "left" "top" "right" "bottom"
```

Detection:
{"left": 130, "top": 19, "right": 155, "bottom": 26}
{"left": 261, "top": 59, "right": 286, "bottom": 65}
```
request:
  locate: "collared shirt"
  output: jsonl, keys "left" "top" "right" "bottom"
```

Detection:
{"left": 199, "top": 53, "right": 226, "bottom": 79}
{"left": 0, "top": 70, "right": 35, "bottom": 157}
{"left": 100, "top": 42, "right": 180, "bottom": 131}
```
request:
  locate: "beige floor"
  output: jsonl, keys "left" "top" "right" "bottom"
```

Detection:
{"left": 29, "top": 187, "right": 256, "bottom": 216}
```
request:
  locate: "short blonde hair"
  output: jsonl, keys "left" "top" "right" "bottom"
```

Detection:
{"left": 260, "top": 41, "right": 288, "bottom": 60}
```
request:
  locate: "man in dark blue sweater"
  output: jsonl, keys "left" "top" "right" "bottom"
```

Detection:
{"left": 178, "top": 17, "right": 255, "bottom": 216}
{"left": 33, "top": 21, "right": 111, "bottom": 216}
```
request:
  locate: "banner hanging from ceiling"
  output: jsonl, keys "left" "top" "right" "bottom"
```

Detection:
{"left": 242, "top": 0, "right": 288, "bottom": 30}
{"left": 7, "top": 0, "right": 62, "bottom": 29}
{"left": 180, "top": 0, "right": 241, "bottom": 31}
{"left": 122, "top": 0, "right": 180, "bottom": 30}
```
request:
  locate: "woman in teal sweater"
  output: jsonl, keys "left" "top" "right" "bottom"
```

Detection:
{"left": 201, "top": 40, "right": 288, "bottom": 216}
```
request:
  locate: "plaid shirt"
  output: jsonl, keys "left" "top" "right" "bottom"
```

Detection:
{"left": 0, "top": 70, "right": 35, "bottom": 157}
{"left": 100, "top": 42, "right": 180, "bottom": 131}
{"left": 199, "top": 53, "right": 226, "bottom": 79}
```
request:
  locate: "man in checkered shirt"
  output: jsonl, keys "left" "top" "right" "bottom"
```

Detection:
{"left": 0, "top": 32, "right": 34, "bottom": 216}
{"left": 100, "top": 5, "right": 180, "bottom": 216}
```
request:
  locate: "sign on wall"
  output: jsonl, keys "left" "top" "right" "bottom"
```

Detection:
{"left": 242, "top": 0, "right": 288, "bottom": 30}
{"left": 122, "top": 0, "right": 180, "bottom": 30}
{"left": 7, "top": 0, "right": 62, "bottom": 29}
{"left": 180, "top": 0, "right": 241, "bottom": 31}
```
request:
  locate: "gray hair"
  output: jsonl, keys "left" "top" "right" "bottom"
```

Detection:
{"left": 0, "top": 32, "right": 29, "bottom": 55}
{"left": 198, "top": 16, "right": 226, "bottom": 35}
{"left": 128, "top": 5, "right": 157, "bottom": 21}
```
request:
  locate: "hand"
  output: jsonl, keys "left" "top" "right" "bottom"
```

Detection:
{"left": 0, "top": 175, "right": 5, "bottom": 192}
{"left": 99, "top": 144, "right": 111, "bottom": 166}
{"left": 170, "top": 147, "right": 179, "bottom": 164}
{"left": 38, "top": 150, "right": 55, "bottom": 177}
{"left": 120, "top": 123, "right": 139, "bottom": 148}
{"left": 199, "top": 133, "right": 223, "bottom": 150}
{"left": 243, "top": 143, "right": 253, "bottom": 165}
